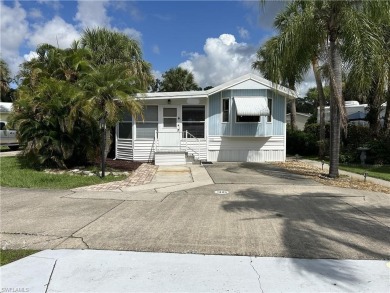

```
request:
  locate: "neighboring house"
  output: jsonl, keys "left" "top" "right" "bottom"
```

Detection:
{"left": 317, "top": 101, "right": 387, "bottom": 127}
{"left": 286, "top": 112, "right": 311, "bottom": 130}
{"left": 115, "top": 73, "right": 297, "bottom": 165}
{"left": 0, "top": 102, "right": 13, "bottom": 122}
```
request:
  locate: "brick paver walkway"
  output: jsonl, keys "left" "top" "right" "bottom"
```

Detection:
{"left": 73, "top": 163, "right": 159, "bottom": 191}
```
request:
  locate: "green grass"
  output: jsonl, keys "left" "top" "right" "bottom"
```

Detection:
{"left": 1, "top": 249, "right": 40, "bottom": 266}
{"left": 339, "top": 165, "right": 390, "bottom": 181}
{"left": 0, "top": 156, "right": 126, "bottom": 189}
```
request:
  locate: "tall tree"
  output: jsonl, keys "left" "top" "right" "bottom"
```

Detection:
{"left": 80, "top": 64, "right": 143, "bottom": 159}
{"left": 160, "top": 67, "right": 200, "bottom": 92}
{"left": 273, "top": 1, "right": 329, "bottom": 158}
{"left": 0, "top": 58, "right": 11, "bottom": 102}
{"left": 80, "top": 27, "right": 153, "bottom": 91}
{"left": 268, "top": 0, "right": 386, "bottom": 177}
{"left": 252, "top": 36, "right": 309, "bottom": 131}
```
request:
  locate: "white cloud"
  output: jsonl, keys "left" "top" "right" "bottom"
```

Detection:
{"left": 152, "top": 45, "right": 160, "bottom": 55}
{"left": 152, "top": 70, "right": 162, "bottom": 80}
{"left": 75, "top": 0, "right": 111, "bottom": 29}
{"left": 296, "top": 70, "right": 317, "bottom": 97}
{"left": 179, "top": 34, "right": 257, "bottom": 88}
{"left": 238, "top": 26, "right": 250, "bottom": 39}
{"left": 75, "top": 0, "right": 142, "bottom": 43}
{"left": 29, "top": 16, "right": 80, "bottom": 49}
{"left": 0, "top": 1, "right": 29, "bottom": 75}
{"left": 23, "top": 51, "right": 38, "bottom": 62}
{"left": 28, "top": 8, "right": 43, "bottom": 19}
{"left": 121, "top": 27, "right": 142, "bottom": 43}
{"left": 37, "top": 0, "right": 62, "bottom": 11}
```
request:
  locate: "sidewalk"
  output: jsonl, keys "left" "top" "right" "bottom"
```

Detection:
{"left": 1, "top": 249, "right": 388, "bottom": 292}
{"left": 301, "top": 159, "right": 390, "bottom": 188}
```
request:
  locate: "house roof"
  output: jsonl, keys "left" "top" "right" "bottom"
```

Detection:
{"left": 206, "top": 73, "right": 297, "bottom": 99}
{"left": 138, "top": 73, "right": 298, "bottom": 100}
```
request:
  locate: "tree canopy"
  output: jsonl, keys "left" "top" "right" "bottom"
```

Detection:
{"left": 255, "top": 0, "right": 389, "bottom": 177}
{"left": 159, "top": 67, "right": 200, "bottom": 92}
{"left": 10, "top": 27, "right": 151, "bottom": 168}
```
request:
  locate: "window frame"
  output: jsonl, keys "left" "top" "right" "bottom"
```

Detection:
{"left": 221, "top": 98, "right": 230, "bottom": 123}
{"left": 267, "top": 98, "right": 273, "bottom": 123}
{"left": 117, "top": 110, "right": 133, "bottom": 139}
{"left": 136, "top": 105, "right": 158, "bottom": 139}
{"left": 182, "top": 105, "right": 205, "bottom": 138}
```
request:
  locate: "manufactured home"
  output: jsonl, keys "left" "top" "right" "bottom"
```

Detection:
{"left": 115, "top": 74, "right": 297, "bottom": 165}
{"left": 317, "top": 100, "right": 387, "bottom": 127}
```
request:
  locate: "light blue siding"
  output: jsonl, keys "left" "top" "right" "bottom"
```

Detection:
{"left": 208, "top": 89, "right": 286, "bottom": 136}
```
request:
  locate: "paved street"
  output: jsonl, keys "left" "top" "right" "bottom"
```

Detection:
{"left": 1, "top": 162, "right": 389, "bottom": 260}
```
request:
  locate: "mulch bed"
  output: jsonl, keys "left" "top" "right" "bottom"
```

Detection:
{"left": 276, "top": 161, "right": 390, "bottom": 194}
{"left": 95, "top": 159, "right": 143, "bottom": 172}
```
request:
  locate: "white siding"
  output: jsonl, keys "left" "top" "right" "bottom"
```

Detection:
{"left": 208, "top": 136, "right": 285, "bottom": 162}
{"left": 116, "top": 139, "right": 133, "bottom": 160}
{"left": 155, "top": 152, "right": 186, "bottom": 165}
{"left": 133, "top": 140, "right": 155, "bottom": 162}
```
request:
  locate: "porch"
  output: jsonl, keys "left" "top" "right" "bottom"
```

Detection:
{"left": 116, "top": 130, "right": 207, "bottom": 165}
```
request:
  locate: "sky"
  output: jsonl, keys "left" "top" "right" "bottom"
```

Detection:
{"left": 0, "top": 0, "right": 315, "bottom": 96}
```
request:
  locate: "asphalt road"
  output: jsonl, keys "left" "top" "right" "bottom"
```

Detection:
{"left": 1, "top": 162, "right": 389, "bottom": 260}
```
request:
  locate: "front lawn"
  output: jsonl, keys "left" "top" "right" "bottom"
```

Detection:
{"left": 0, "top": 249, "right": 40, "bottom": 266}
{"left": 0, "top": 156, "right": 126, "bottom": 189}
{"left": 339, "top": 165, "right": 390, "bottom": 181}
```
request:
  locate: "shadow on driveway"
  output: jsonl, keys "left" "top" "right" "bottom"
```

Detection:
{"left": 222, "top": 187, "right": 389, "bottom": 284}
{"left": 205, "top": 162, "right": 319, "bottom": 185}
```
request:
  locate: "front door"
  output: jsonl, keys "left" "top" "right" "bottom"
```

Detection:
{"left": 159, "top": 106, "right": 181, "bottom": 151}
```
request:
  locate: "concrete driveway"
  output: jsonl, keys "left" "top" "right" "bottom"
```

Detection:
{"left": 1, "top": 162, "right": 389, "bottom": 260}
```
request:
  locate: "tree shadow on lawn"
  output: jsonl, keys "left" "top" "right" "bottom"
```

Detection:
{"left": 222, "top": 187, "right": 389, "bottom": 284}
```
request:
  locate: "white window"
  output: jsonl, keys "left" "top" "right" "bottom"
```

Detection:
{"left": 137, "top": 106, "right": 158, "bottom": 139}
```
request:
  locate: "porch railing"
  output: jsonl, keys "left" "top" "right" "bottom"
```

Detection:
{"left": 154, "top": 130, "right": 201, "bottom": 160}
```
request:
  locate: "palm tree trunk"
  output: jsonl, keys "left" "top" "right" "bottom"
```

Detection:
{"left": 104, "top": 129, "right": 112, "bottom": 159}
{"left": 311, "top": 57, "right": 326, "bottom": 158}
{"left": 366, "top": 78, "right": 382, "bottom": 136}
{"left": 328, "top": 32, "right": 343, "bottom": 178}
{"left": 383, "top": 84, "right": 390, "bottom": 132}
{"left": 289, "top": 82, "right": 297, "bottom": 131}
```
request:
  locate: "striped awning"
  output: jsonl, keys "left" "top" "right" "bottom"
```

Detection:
{"left": 234, "top": 97, "right": 269, "bottom": 116}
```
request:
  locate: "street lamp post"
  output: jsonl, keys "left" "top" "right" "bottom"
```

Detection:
{"left": 99, "top": 117, "right": 106, "bottom": 178}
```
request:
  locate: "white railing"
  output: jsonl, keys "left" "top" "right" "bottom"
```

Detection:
{"left": 154, "top": 130, "right": 201, "bottom": 160}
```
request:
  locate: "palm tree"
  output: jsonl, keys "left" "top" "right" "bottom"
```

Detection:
{"left": 160, "top": 67, "right": 200, "bottom": 92}
{"left": 269, "top": 0, "right": 386, "bottom": 177}
{"left": 80, "top": 27, "right": 153, "bottom": 91}
{"left": 80, "top": 64, "right": 143, "bottom": 160}
{"left": 252, "top": 36, "right": 309, "bottom": 131}
{"left": 273, "top": 1, "right": 328, "bottom": 157}
{"left": 9, "top": 78, "right": 96, "bottom": 168}
{"left": 0, "top": 58, "right": 11, "bottom": 101}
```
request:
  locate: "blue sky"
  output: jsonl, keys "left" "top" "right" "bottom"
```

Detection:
{"left": 0, "top": 0, "right": 315, "bottom": 95}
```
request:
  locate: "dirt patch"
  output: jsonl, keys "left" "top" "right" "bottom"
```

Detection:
{"left": 276, "top": 161, "right": 390, "bottom": 194}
